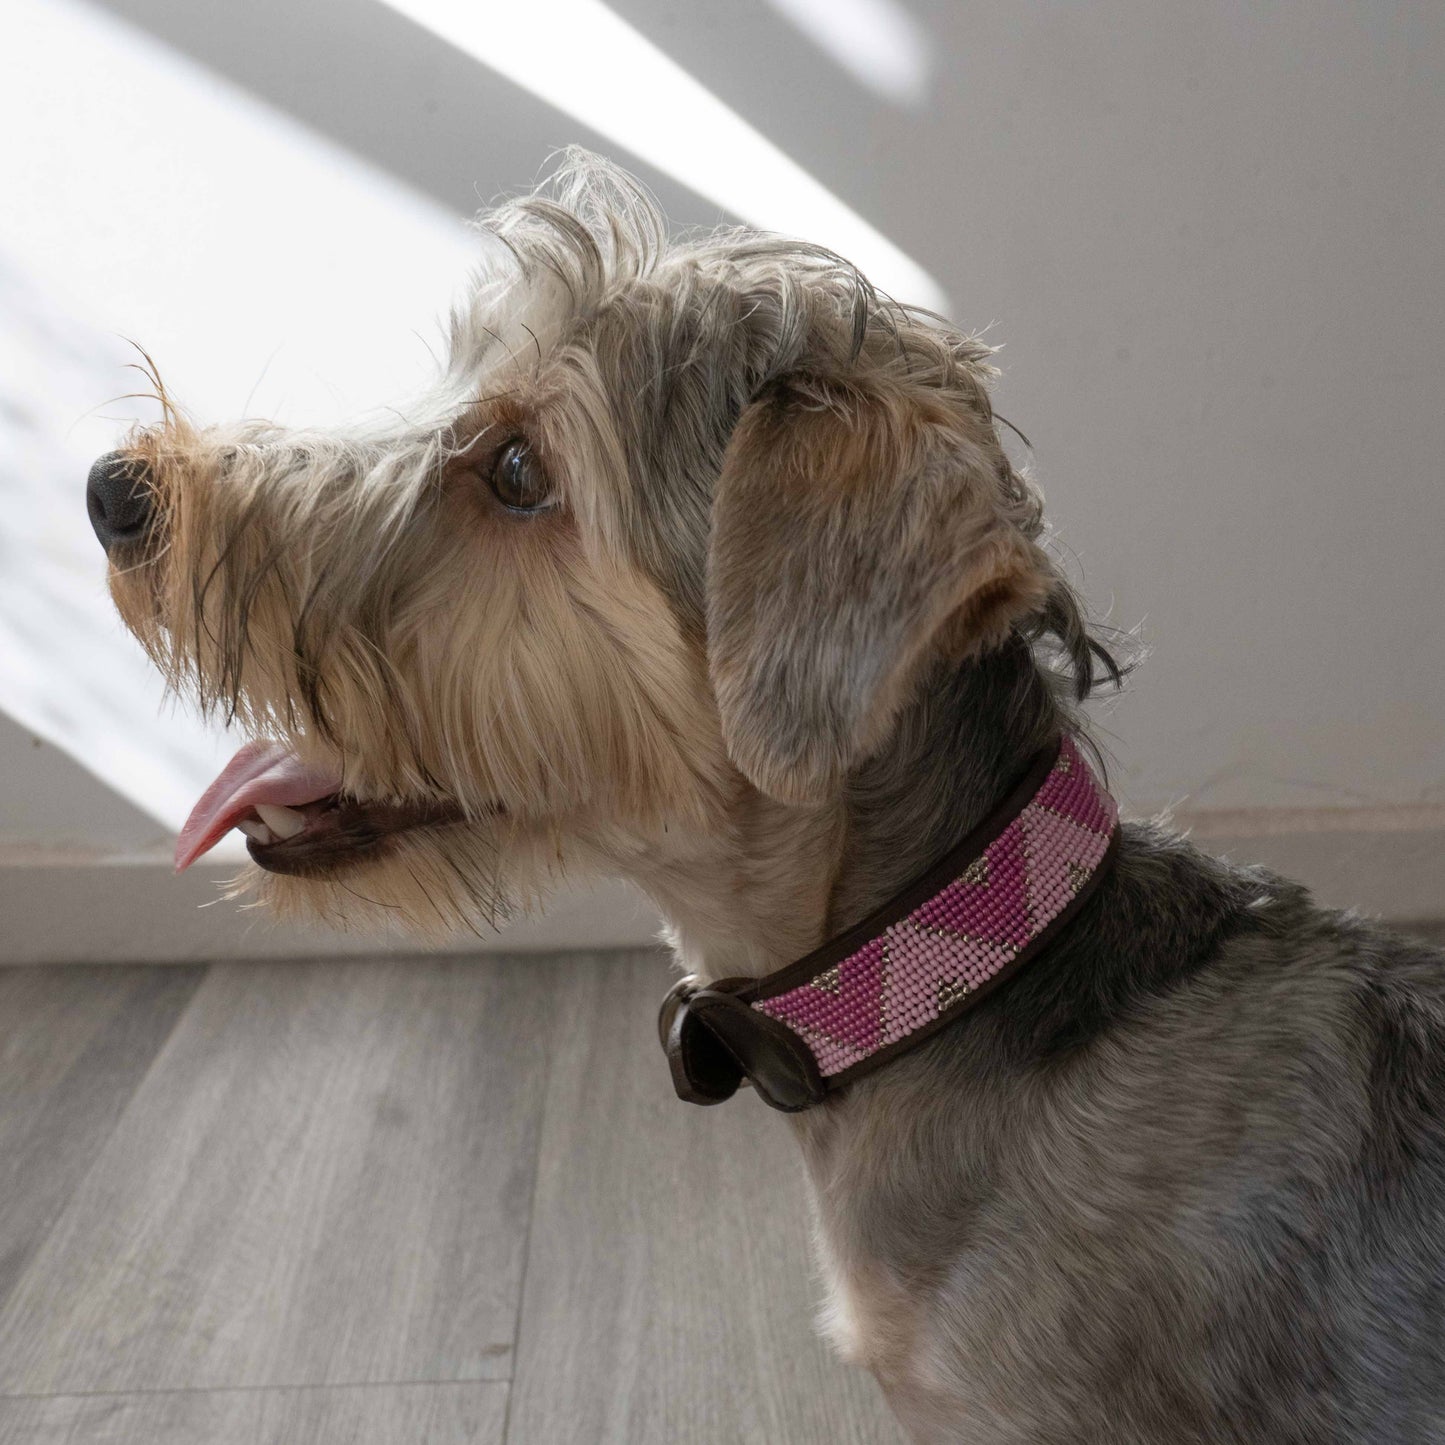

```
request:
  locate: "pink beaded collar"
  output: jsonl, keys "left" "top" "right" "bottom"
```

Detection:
{"left": 661, "top": 735, "right": 1120, "bottom": 1111}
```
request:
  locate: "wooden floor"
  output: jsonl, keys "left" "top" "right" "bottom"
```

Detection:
{"left": 0, "top": 951, "right": 906, "bottom": 1444}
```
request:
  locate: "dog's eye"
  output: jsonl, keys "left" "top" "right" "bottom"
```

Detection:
{"left": 489, "top": 439, "right": 551, "bottom": 512}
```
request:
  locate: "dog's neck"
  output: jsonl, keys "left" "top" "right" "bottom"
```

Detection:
{"left": 832, "top": 638, "right": 1066, "bottom": 931}
{"left": 616, "top": 637, "right": 1068, "bottom": 984}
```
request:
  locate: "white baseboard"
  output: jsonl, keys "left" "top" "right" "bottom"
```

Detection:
{"left": 0, "top": 851, "right": 661, "bottom": 966}
{"left": 1169, "top": 806, "right": 1443, "bottom": 928}
{"left": 0, "top": 808, "right": 1439, "bottom": 966}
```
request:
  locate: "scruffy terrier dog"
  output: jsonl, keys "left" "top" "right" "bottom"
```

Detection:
{"left": 88, "top": 153, "right": 1445, "bottom": 1443}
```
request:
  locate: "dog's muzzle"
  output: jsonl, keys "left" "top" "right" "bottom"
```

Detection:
{"left": 87, "top": 451, "right": 154, "bottom": 553}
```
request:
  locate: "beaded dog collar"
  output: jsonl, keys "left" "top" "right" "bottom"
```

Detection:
{"left": 660, "top": 735, "right": 1120, "bottom": 1111}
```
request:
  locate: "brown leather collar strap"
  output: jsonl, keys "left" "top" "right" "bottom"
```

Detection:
{"left": 659, "top": 735, "right": 1120, "bottom": 1112}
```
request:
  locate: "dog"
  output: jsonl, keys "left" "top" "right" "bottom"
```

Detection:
{"left": 87, "top": 151, "right": 1445, "bottom": 1443}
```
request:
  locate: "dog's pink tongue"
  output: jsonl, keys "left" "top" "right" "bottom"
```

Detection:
{"left": 175, "top": 741, "right": 343, "bottom": 872}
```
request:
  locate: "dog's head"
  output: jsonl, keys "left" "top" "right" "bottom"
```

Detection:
{"left": 90, "top": 151, "right": 1106, "bottom": 935}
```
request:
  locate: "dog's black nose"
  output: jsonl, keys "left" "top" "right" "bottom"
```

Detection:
{"left": 86, "top": 451, "right": 154, "bottom": 551}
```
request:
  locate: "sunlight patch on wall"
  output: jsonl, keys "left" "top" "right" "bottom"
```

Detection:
{"left": 0, "top": 0, "right": 476, "bottom": 838}
{"left": 764, "top": 0, "right": 931, "bottom": 106}
{"left": 381, "top": 0, "right": 947, "bottom": 311}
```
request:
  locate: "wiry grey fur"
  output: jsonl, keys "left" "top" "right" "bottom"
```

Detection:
{"left": 805, "top": 646, "right": 1445, "bottom": 1443}
{"left": 99, "top": 152, "right": 1445, "bottom": 1443}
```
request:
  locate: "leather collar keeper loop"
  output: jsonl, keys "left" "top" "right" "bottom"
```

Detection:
{"left": 660, "top": 978, "right": 827, "bottom": 1112}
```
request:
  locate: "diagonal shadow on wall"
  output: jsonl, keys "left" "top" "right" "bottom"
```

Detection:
{"left": 85, "top": 0, "right": 730, "bottom": 227}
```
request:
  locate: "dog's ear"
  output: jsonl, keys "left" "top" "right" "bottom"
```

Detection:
{"left": 706, "top": 374, "right": 1052, "bottom": 804}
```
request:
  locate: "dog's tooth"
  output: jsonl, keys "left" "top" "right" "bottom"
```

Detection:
{"left": 237, "top": 819, "right": 276, "bottom": 845}
{"left": 256, "top": 803, "right": 307, "bottom": 840}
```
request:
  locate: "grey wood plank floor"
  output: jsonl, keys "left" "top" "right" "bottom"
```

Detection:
{"left": 0, "top": 959, "right": 548, "bottom": 1395}
{"left": 508, "top": 953, "right": 904, "bottom": 1445}
{"left": 0, "top": 951, "right": 903, "bottom": 1444}
{"left": 0, "top": 966, "right": 206, "bottom": 1312}
{"left": 0, "top": 1384, "right": 509, "bottom": 1445}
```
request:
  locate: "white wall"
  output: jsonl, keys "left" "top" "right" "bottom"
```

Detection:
{"left": 584, "top": 0, "right": 1445, "bottom": 819}
{"left": 0, "top": 714, "right": 165, "bottom": 855}
{"left": 2, "top": 0, "right": 1440, "bottom": 959}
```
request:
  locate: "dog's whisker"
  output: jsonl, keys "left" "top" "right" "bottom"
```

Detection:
{"left": 334, "top": 876, "right": 404, "bottom": 913}
{"left": 107, "top": 538, "right": 172, "bottom": 581}
{"left": 478, "top": 325, "right": 524, "bottom": 372}
{"left": 241, "top": 344, "right": 284, "bottom": 419}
